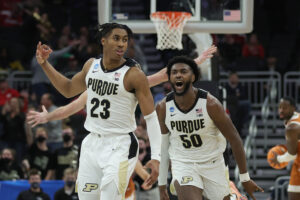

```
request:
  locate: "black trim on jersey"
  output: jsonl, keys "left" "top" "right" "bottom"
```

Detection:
{"left": 166, "top": 92, "right": 174, "bottom": 102}
{"left": 172, "top": 89, "right": 208, "bottom": 114}
{"left": 128, "top": 132, "right": 138, "bottom": 159}
{"left": 100, "top": 58, "right": 139, "bottom": 73}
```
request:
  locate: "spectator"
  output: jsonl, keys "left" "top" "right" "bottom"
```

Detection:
{"left": 30, "top": 42, "right": 77, "bottom": 102}
{"left": 54, "top": 168, "right": 78, "bottom": 200}
{"left": 0, "top": 148, "right": 23, "bottom": 180}
{"left": 225, "top": 71, "right": 251, "bottom": 136}
{"left": 153, "top": 82, "right": 172, "bottom": 105}
{"left": 134, "top": 137, "right": 159, "bottom": 200}
{"left": 0, "top": 97, "right": 26, "bottom": 162}
{"left": 40, "top": 93, "right": 63, "bottom": 152}
{"left": 0, "top": 76, "right": 20, "bottom": 106}
{"left": 218, "top": 34, "right": 242, "bottom": 69}
{"left": 22, "top": 127, "right": 54, "bottom": 179}
{"left": 48, "top": 127, "right": 78, "bottom": 180}
{"left": 125, "top": 39, "right": 148, "bottom": 73}
{"left": 242, "top": 33, "right": 265, "bottom": 59}
{"left": 17, "top": 169, "right": 50, "bottom": 200}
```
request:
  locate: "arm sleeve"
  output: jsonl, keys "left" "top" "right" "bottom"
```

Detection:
{"left": 144, "top": 111, "right": 161, "bottom": 161}
{"left": 158, "top": 133, "right": 170, "bottom": 186}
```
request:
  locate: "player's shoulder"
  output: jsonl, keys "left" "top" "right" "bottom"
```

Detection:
{"left": 83, "top": 57, "right": 96, "bottom": 72}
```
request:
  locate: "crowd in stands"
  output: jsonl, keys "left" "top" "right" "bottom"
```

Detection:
{"left": 0, "top": 0, "right": 300, "bottom": 199}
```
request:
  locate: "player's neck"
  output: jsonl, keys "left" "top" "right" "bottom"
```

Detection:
{"left": 175, "top": 87, "right": 197, "bottom": 110}
{"left": 102, "top": 56, "right": 126, "bottom": 70}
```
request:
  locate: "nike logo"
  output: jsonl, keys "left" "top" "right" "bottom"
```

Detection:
{"left": 170, "top": 114, "right": 176, "bottom": 117}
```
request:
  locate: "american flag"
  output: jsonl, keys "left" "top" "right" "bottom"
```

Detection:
{"left": 223, "top": 10, "right": 241, "bottom": 21}
{"left": 196, "top": 108, "right": 203, "bottom": 117}
{"left": 114, "top": 72, "right": 121, "bottom": 81}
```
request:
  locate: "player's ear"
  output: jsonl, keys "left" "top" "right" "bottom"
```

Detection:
{"left": 101, "top": 38, "right": 105, "bottom": 46}
{"left": 192, "top": 74, "right": 195, "bottom": 82}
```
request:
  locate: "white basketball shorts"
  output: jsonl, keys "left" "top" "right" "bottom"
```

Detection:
{"left": 76, "top": 132, "right": 138, "bottom": 199}
{"left": 171, "top": 154, "right": 231, "bottom": 199}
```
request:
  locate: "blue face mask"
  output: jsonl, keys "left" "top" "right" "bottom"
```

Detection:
{"left": 31, "top": 182, "right": 40, "bottom": 189}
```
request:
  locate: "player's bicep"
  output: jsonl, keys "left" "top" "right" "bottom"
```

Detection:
{"left": 156, "top": 100, "right": 169, "bottom": 134}
{"left": 207, "top": 94, "right": 240, "bottom": 142}
{"left": 286, "top": 125, "right": 299, "bottom": 155}
{"left": 132, "top": 70, "right": 155, "bottom": 116}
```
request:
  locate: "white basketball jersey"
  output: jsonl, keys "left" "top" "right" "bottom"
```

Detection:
{"left": 84, "top": 58, "right": 138, "bottom": 135}
{"left": 165, "top": 89, "right": 226, "bottom": 163}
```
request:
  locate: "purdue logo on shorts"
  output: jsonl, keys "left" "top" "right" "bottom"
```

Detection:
{"left": 83, "top": 183, "right": 98, "bottom": 192}
{"left": 181, "top": 176, "right": 193, "bottom": 184}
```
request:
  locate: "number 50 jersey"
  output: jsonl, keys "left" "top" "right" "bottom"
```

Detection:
{"left": 84, "top": 58, "right": 138, "bottom": 136}
{"left": 165, "top": 89, "right": 226, "bottom": 163}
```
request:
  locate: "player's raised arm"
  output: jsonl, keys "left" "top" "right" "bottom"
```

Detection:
{"left": 36, "top": 42, "right": 91, "bottom": 98}
{"left": 147, "top": 45, "right": 217, "bottom": 87}
{"left": 206, "top": 93, "right": 263, "bottom": 199}
{"left": 27, "top": 91, "right": 87, "bottom": 127}
{"left": 126, "top": 66, "right": 161, "bottom": 185}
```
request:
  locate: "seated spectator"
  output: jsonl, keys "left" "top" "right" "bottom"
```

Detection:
{"left": 54, "top": 168, "right": 78, "bottom": 200}
{"left": 0, "top": 97, "right": 26, "bottom": 162}
{"left": 0, "top": 76, "right": 20, "bottom": 106}
{"left": 218, "top": 34, "right": 242, "bottom": 69}
{"left": 225, "top": 71, "right": 251, "bottom": 136}
{"left": 40, "top": 93, "right": 63, "bottom": 152}
{"left": 17, "top": 169, "right": 50, "bottom": 200}
{"left": 0, "top": 148, "right": 23, "bottom": 180}
{"left": 48, "top": 127, "right": 78, "bottom": 180}
{"left": 242, "top": 33, "right": 265, "bottom": 59}
{"left": 22, "top": 127, "right": 53, "bottom": 180}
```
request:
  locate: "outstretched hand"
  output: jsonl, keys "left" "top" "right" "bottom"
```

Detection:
{"left": 143, "top": 159, "right": 159, "bottom": 186}
{"left": 36, "top": 41, "right": 53, "bottom": 65}
{"left": 27, "top": 105, "right": 49, "bottom": 127}
{"left": 242, "top": 180, "right": 264, "bottom": 200}
{"left": 194, "top": 45, "right": 217, "bottom": 65}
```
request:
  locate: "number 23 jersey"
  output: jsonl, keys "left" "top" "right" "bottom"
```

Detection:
{"left": 165, "top": 89, "right": 226, "bottom": 163}
{"left": 84, "top": 58, "right": 138, "bottom": 135}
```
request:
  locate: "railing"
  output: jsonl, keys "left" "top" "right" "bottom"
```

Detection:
{"left": 284, "top": 71, "right": 300, "bottom": 106}
{"left": 274, "top": 176, "right": 290, "bottom": 200}
{"left": 219, "top": 71, "right": 282, "bottom": 109}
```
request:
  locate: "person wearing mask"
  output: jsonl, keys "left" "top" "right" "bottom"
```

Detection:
{"left": 22, "top": 127, "right": 54, "bottom": 179}
{"left": 54, "top": 168, "right": 78, "bottom": 200}
{"left": 0, "top": 148, "right": 23, "bottom": 180}
{"left": 47, "top": 127, "right": 78, "bottom": 180}
{"left": 17, "top": 169, "right": 50, "bottom": 200}
{"left": 40, "top": 93, "right": 63, "bottom": 152}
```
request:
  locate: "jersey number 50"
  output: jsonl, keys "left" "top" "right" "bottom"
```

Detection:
{"left": 90, "top": 98, "right": 110, "bottom": 119}
{"left": 180, "top": 134, "right": 202, "bottom": 148}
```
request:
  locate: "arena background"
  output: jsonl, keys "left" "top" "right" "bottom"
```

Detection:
{"left": 1, "top": 0, "right": 300, "bottom": 199}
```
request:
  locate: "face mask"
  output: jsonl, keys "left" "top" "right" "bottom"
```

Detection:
{"left": 31, "top": 182, "right": 40, "bottom": 189}
{"left": 36, "top": 136, "right": 46, "bottom": 143}
{"left": 2, "top": 158, "right": 11, "bottom": 164}
{"left": 63, "top": 134, "right": 71, "bottom": 143}
{"left": 66, "top": 180, "right": 75, "bottom": 187}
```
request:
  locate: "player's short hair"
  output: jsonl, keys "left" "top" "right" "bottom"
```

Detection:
{"left": 166, "top": 56, "right": 200, "bottom": 83}
{"left": 281, "top": 96, "right": 296, "bottom": 108}
{"left": 97, "top": 23, "right": 133, "bottom": 52}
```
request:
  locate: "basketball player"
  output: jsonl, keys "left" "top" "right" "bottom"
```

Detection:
{"left": 35, "top": 23, "right": 216, "bottom": 200}
{"left": 270, "top": 97, "right": 300, "bottom": 200}
{"left": 156, "top": 56, "right": 263, "bottom": 200}
{"left": 35, "top": 23, "right": 162, "bottom": 200}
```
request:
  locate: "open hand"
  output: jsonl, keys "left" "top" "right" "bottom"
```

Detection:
{"left": 36, "top": 41, "right": 53, "bottom": 65}
{"left": 242, "top": 180, "right": 264, "bottom": 200}
{"left": 143, "top": 159, "right": 159, "bottom": 186}
{"left": 27, "top": 105, "right": 49, "bottom": 127}
{"left": 194, "top": 45, "right": 217, "bottom": 65}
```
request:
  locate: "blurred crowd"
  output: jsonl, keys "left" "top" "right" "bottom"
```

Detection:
{"left": 1, "top": 0, "right": 300, "bottom": 199}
